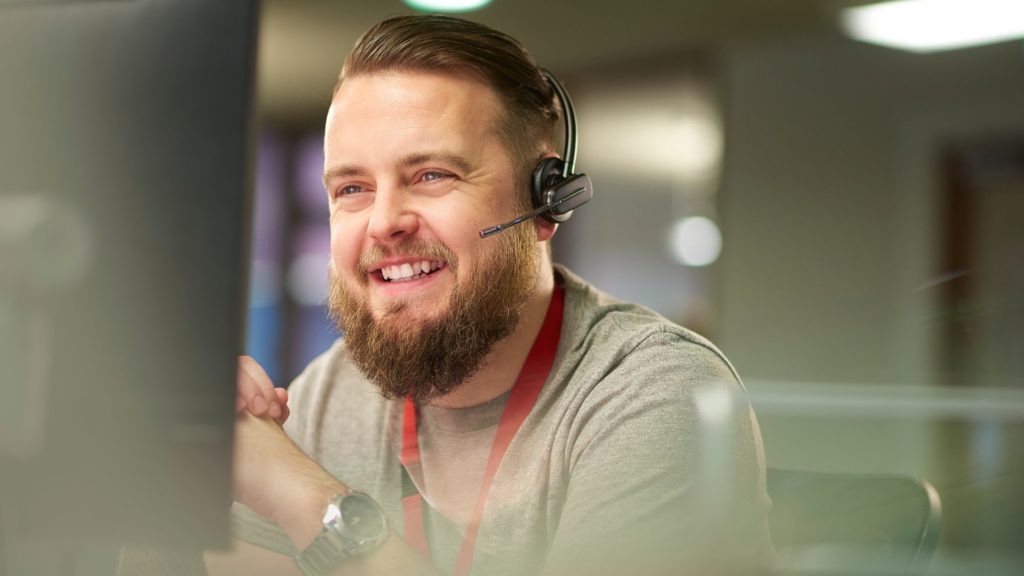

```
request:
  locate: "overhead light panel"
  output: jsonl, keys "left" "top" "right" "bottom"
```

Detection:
{"left": 668, "top": 217, "right": 722, "bottom": 267}
{"left": 841, "top": 0, "right": 1024, "bottom": 53}
{"left": 404, "top": 0, "right": 493, "bottom": 13}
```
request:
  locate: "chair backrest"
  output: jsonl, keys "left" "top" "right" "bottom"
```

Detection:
{"left": 767, "top": 469, "right": 942, "bottom": 575}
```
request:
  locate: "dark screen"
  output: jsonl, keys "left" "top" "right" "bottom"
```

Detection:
{"left": 0, "top": 0, "right": 256, "bottom": 553}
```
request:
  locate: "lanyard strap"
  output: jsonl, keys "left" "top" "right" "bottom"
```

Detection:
{"left": 400, "top": 284, "right": 565, "bottom": 576}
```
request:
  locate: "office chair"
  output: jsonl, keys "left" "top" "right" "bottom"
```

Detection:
{"left": 767, "top": 468, "right": 942, "bottom": 575}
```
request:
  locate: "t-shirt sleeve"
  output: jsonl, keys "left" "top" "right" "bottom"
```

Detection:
{"left": 541, "top": 330, "right": 774, "bottom": 575}
{"left": 229, "top": 502, "right": 297, "bottom": 557}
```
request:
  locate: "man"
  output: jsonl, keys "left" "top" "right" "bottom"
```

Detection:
{"left": 207, "top": 14, "right": 773, "bottom": 576}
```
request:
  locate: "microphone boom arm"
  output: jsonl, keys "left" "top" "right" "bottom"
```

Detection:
{"left": 479, "top": 186, "right": 587, "bottom": 238}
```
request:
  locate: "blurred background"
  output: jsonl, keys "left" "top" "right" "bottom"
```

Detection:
{"left": 246, "top": 0, "right": 1023, "bottom": 573}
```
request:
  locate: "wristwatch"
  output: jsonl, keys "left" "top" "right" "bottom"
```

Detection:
{"left": 293, "top": 491, "right": 389, "bottom": 576}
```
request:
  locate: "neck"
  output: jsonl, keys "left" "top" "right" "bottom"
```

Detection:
{"left": 429, "top": 261, "right": 556, "bottom": 409}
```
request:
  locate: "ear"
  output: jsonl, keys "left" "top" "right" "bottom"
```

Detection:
{"left": 534, "top": 218, "right": 558, "bottom": 242}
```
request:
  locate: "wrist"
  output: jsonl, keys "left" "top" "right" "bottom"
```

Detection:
{"left": 292, "top": 492, "right": 391, "bottom": 576}
{"left": 273, "top": 464, "right": 351, "bottom": 550}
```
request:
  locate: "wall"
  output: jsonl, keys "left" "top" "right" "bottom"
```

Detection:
{"left": 718, "top": 33, "right": 1024, "bottom": 558}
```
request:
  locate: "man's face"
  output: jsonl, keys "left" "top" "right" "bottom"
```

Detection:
{"left": 323, "top": 71, "right": 540, "bottom": 403}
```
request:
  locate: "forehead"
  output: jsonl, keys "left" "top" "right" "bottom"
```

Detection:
{"left": 324, "top": 71, "right": 505, "bottom": 157}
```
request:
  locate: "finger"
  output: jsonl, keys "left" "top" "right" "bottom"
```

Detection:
{"left": 266, "top": 397, "right": 281, "bottom": 421}
{"left": 236, "top": 363, "right": 265, "bottom": 416}
{"left": 236, "top": 357, "right": 267, "bottom": 416}
{"left": 273, "top": 387, "right": 288, "bottom": 404}
{"left": 273, "top": 387, "right": 290, "bottom": 424}
{"left": 237, "top": 356, "right": 278, "bottom": 417}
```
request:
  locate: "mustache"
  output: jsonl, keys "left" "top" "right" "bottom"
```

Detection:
{"left": 356, "top": 239, "right": 459, "bottom": 276}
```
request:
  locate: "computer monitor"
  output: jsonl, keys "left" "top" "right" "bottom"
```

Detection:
{"left": 0, "top": 0, "right": 257, "bottom": 557}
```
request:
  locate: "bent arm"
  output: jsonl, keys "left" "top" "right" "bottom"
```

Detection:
{"left": 225, "top": 412, "right": 443, "bottom": 576}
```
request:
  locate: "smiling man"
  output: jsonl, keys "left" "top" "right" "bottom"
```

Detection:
{"left": 324, "top": 71, "right": 549, "bottom": 408}
{"left": 204, "top": 14, "right": 774, "bottom": 576}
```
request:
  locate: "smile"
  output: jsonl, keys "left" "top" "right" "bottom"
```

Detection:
{"left": 379, "top": 260, "right": 445, "bottom": 282}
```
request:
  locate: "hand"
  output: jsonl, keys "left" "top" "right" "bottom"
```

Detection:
{"left": 232, "top": 412, "right": 346, "bottom": 548}
{"left": 236, "top": 356, "right": 290, "bottom": 424}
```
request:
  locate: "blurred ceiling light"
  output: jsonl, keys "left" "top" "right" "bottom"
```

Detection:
{"left": 673, "top": 114, "right": 723, "bottom": 176}
{"left": 579, "top": 86, "right": 722, "bottom": 182}
{"left": 404, "top": 0, "right": 493, "bottom": 13}
{"left": 841, "top": 0, "right": 1024, "bottom": 53}
{"left": 668, "top": 217, "right": 722, "bottom": 267}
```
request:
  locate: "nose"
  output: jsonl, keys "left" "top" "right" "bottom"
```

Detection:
{"left": 366, "top": 186, "right": 418, "bottom": 243}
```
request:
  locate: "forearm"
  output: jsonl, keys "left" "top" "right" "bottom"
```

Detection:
{"left": 231, "top": 414, "right": 440, "bottom": 576}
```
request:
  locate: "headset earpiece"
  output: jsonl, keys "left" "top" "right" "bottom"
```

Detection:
{"left": 531, "top": 156, "right": 591, "bottom": 224}
{"left": 531, "top": 157, "right": 565, "bottom": 220}
{"left": 530, "top": 70, "right": 593, "bottom": 224}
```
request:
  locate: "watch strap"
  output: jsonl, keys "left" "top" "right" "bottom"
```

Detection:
{"left": 294, "top": 526, "right": 349, "bottom": 576}
{"left": 293, "top": 492, "right": 387, "bottom": 576}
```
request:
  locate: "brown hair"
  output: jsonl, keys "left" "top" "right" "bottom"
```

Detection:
{"left": 337, "top": 15, "right": 559, "bottom": 208}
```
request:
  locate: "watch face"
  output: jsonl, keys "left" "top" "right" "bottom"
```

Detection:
{"left": 340, "top": 493, "right": 386, "bottom": 541}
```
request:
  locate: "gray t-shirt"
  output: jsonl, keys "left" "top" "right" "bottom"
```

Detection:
{"left": 232, "top": 266, "right": 774, "bottom": 575}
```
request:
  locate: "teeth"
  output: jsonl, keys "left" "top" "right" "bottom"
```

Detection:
{"left": 380, "top": 260, "right": 441, "bottom": 282}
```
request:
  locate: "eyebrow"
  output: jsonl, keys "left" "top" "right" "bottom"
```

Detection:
{"left": 321, "top": 151, "right": 476, "bottom": 190}
{"left": 398, "top": 151, "right": 474, "bottom": 175}
{"left": 322, "top": 164, "right": 368, "bottom": 190}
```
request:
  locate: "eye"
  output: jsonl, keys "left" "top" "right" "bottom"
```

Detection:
{"left": 419, "top": 170, "right": 453, "bottom": 183}
{"left": 334, "top": 184, "right": 363, "bottom": 198}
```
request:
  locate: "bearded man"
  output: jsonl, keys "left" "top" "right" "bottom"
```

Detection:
{"left": 203, "top": 14, "right": 774, "bottom": 576}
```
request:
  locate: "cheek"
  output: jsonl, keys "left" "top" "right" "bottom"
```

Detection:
{"left": 329, "top": 219, "right": 363, "bottom": 271}
{"left": 423, "top": 197, "right": 493, "bottom": 238}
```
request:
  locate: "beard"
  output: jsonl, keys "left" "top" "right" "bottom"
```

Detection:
{"left": 327, "top": 223, "right": 539, "bottom": 406}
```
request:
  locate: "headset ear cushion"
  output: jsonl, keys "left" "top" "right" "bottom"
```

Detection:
{"left": 531, "top": 157, "right": 565, "bottom": 209}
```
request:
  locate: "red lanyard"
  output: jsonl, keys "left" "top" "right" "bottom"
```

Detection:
{"left": 400, "top": 285, "right": 564, "bottom": 576}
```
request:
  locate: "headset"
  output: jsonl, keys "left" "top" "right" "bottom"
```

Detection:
{"left": 479, "top": 69, "right": 593, "bottom": 238}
